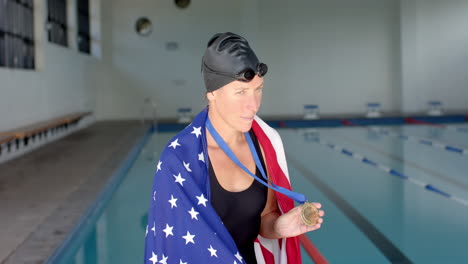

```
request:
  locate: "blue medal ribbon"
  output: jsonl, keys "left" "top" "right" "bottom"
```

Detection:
{"left": 206, "top": 118, "right": 306, "bottom": 204}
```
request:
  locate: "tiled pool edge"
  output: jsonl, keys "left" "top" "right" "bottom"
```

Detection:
{"left": 44, "top": 126, "right": 154, "bottom": 264}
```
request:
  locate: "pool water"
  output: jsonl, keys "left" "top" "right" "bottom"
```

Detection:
{"left": 49, "top": 123, "right": 468, "bottom": 263}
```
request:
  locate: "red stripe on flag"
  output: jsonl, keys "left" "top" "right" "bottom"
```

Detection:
{"left": 299, "top": 234, "right": 329, "bottom": 264}
{"left": 258, "top": 240, "right": 276, "bottom": 264}
{"left": 252, "top": 120, "right": 302, "bottom": 264}
{"left": 252, "top": 121, "right": 294, "bottom": 212}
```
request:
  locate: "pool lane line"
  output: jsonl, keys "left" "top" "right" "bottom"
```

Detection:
{"left": 289, "top": 158, "right": 414, "bottom": 264}
{"left": 312, "top": 137, "right": 468, "bottom": 207}
{"left": 343, "top": 120, "right": 468, "bottom": 156}
{"left": 325, "top": 130, "right": 468, "bottom": 192}
{"left": 378, "top": 128, "right": 468, "bottom": 155}
{"left": 405, "top": 118, "right": 468, "bottom": 134}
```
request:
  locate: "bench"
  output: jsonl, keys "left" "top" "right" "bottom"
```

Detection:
{"left": 0, "top": 134, "right": 15, "bottom": 145}
{"left": 0, "top": 111, "right": 92, "bottom": 143}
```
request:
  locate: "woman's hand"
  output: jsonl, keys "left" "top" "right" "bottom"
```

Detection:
{"left": 273, "top": 203, "right": 324, "bottom": 238}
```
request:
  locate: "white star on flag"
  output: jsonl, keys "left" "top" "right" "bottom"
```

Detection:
{"left": 168, "top": 195, "right": 178, "bottom": 208}
{"left": 169, "top": 139, "right": 181, "bottom": 149}
{"left": 235, "top": 252, "right": 243, "bottom": 263}
{"left": 151, "top": 222, "right": 156, "bottom": 236}
{"left": 149, "top": 252, "right": 158, "bottom": 264}
{"left": 208, "top": 245, "right": 218, "bottom": 257}
{"left": 191, "top": 126, "right": 202, "bottom": 138}
{"left": 198, "top": 152, "right": 205, "bottom": 163}
{"left": 146, "top": 109, "right": 296, "bottom": 263}
{"left": 188, "top": 207, "right": 199, "bottom": 220}
{"left": 182, "top": 231, "right": 195, "bottom": 245}
{"left": 196, "top": 193, "right": 208, "bottom": 207}
{"left": 183, "top": 161, "right": 192, "bottom": 172}
{"left": 173, "top": 173, "right": 186, "bottom": 186}
{"left": 163, "top": 224, "right": 174, "bottom": 238}
{"left": 159, "top": 254, "right": 168, "bottom": 264}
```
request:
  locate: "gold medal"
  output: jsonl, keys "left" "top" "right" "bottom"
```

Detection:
{"left": 301, "top": 202, "right": 319, "bottom": 226}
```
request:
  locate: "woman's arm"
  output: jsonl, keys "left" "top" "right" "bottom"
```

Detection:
{"left": 259, "top": 188, "right": 282, "bottom": 239}
{"left": 257, "top": 146, "right": 324, "bottom": 239}
{"left": 260, "top": 189, "right": 324, "bottom": 239}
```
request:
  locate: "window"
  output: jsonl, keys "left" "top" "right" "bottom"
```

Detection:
{"left": 77, "top": 0, "right": 90, "bottom": 54}
{"left": 0, "top": 0, "right": 35, "bottom": 69}
{"left": 47, "top": 0, "right": 67, "bottom": 47}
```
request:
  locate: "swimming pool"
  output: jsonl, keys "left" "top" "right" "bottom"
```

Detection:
{"left": 47, "top": 123, "right": 468, "bottom": 263}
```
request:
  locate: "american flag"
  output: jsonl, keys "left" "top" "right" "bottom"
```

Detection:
{"left": 144, "top": 107, "right": 301, "bottom": 264}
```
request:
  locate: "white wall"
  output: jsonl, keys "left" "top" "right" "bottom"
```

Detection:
{"left": 97, "top": 0, "right": 246, "bottom": 120}
{"left": 401, "top": 0, "right": 468, "bottom": 114}
{"left": 2, "top": 0, "right": 468, "bottom": 128}
{"left": 0, "top": 0, "right": 103, "bottom": 132}
{"left": 255, "top": 0, "right": 401, "bottom": 116}
{"left": 100, "top": 0, "right": 402, "bottom": 119}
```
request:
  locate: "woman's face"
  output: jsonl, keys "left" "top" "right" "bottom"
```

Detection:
{"left": 207, "top": 75, "right": 264, "bottom": 133}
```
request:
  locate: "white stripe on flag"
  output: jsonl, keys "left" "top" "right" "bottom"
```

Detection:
{"left": 254, "top": 116, "right": 290, "bottom": 182}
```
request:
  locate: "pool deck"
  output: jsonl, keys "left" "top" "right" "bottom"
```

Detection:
{"left": 0, "top": 121, "right": 148, "bottom": 264}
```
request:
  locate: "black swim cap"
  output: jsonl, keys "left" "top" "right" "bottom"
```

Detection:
{"left": 201, "top": 32, "right": 266, "bottom": 92}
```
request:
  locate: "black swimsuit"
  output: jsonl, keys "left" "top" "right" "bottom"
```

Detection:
{"left": 209, "top": 130, "right": 268, "bottom": 264}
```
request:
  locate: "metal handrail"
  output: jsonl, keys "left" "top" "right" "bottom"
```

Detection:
{"left": 141, "top": 98, "right": 158, "bottom": 131}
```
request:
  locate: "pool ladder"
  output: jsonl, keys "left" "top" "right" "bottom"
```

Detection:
{"left": 141, "top": 97, "right": 158, "bottom": 132}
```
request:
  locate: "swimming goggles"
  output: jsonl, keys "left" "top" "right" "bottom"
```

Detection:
{"left": 203, "top": 62, "right": 268, "bottom": 82}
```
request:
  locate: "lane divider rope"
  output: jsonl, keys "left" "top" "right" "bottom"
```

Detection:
{"left": 343, "top": 120, "right": 468, "bottom": 156}
{"left": 311, "top": 137, "right": 468, "bottom": 207}
{"left": 405, "top": 118, "right": 468, "bottom": 134}
{"left": 377, "top": 128, "right": 468, "bottom": 156}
